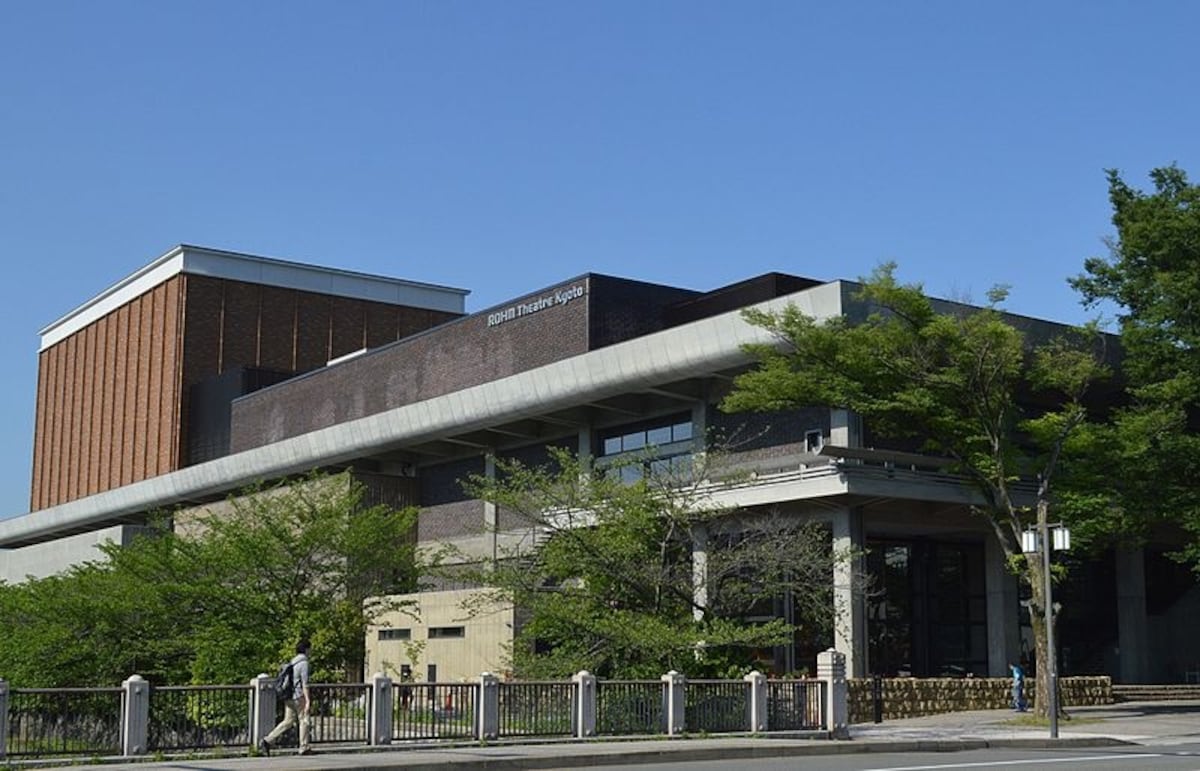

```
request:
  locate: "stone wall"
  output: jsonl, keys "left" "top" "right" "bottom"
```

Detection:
{"left": 847, "top": 676, "right": 1112, "bottom": 723}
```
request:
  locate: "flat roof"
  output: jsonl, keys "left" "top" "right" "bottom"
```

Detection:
{"left": 39, "top": 244, "right": 470, "bottom": 351}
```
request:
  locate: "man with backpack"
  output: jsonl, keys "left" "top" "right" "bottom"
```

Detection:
{"left": 259, "top": 639, "right": 312, "bottom": 756}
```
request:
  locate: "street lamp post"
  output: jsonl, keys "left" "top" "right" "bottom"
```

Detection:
{"left": 1023, "top": 523, "right": 1070, "bottom": 739}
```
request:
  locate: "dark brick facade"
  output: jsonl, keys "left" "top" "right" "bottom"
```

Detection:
{"left": 31, "top": 273, "right": 457, "bottom": 511}
{"left": 418, "top": 457, "right": 486, "bottom": 542}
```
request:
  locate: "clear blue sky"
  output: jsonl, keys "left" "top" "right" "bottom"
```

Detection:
{"left": 1, "top": 1, "right": 1197, "bottom": 519}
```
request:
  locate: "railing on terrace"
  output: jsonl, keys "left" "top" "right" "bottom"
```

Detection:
{"left": 307, "top": 683, "right": 372, "bottom": 745}
{"left": 7, "top": 686, "right": 123, "bottom": 759}
{"left": 687, "top": 679, "right": 750, "bottom": 734}
{"left": 148, "top": 684, "right": 253, "bottom": 752}
{"left": 595, "top": 680, "right": 663, "bottom": 735}
{"left": 497, "top": 681, "right": 575, "bottom": 738}
{"left": 391, "top": 682, "right": 476, "bottom": 741}
{"left": 766, "top": 679, "right": 825, "bottom": 731}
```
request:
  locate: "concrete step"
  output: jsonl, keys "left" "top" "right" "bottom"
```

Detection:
{"left": 1112, "top": 684, "right": 1200, "bottom": 702}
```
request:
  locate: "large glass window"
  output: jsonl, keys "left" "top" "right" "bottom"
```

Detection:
{"left": 598, "top": 415, "right": 694, "bottom": 484}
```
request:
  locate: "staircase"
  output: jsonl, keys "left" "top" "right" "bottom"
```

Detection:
{"left": 1113, "top": 684, "right": 1200, "bottom": 702}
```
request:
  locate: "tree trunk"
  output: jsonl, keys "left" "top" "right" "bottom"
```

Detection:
{"left": 1025, "top": 554, "right": 1061, "bottom": 719}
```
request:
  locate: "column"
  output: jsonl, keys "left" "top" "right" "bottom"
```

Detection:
{"left": 831, "top": 507, "right": 867, "bottom": 676}
{"left": 817, "top": 649, "right": 849, "bottom": 739}
{"left": 478, "top": 672, "right": 499, "bottom": 740}
{"left": 743, "top": 670, "right": 767, "bottom": 732}
{"left": 369, "top": 673, "right": 393, "bottom": 745}
{"left": 985, "top": 535, "right": 1021, "bottom": 677}
{"left": 484, "top": 454, "right": 498, "bottom": 563}
{"left": 1116, "top": 546, "right": 1149, "bottom": 683}
{"left": 121, "top": 674, "right": 149, "bottom": 756}
{"left": 250, "top": 673, "right": 276, "bottom": 748}
{"left": 0, "top": 678, "right": 8, "bottom": 759}
{"left": 661, "top": 671, "right": 686, "bottom": 735}
{"left": 829, "top": 409, "right": 861, "bottom": 448}
{"left": 571, "top": 670, "right": 597, "bottom": 737}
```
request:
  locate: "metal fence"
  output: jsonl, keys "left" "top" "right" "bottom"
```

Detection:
{"left": 766, "top": 679, "right": 825, "bottom": 730}
{"left": 595, "top": 680, "right": 663, "bottom": 735}
{"left": 148, "top": 684, "right": 253, "bottom": 752}
{"left": 306, "top": 684, "right": 372, "bottom": 745}
{"left": 687, "top": 679, "right": 750, "bottom": 734}
{"left": 497, "top": 681, "right": 575, "bottom": 738}
{"left": 391, "top": 682, "right": 476, "bottom": 741}
{"left": 7, "top": 687, "right": 124, "bottom": 758}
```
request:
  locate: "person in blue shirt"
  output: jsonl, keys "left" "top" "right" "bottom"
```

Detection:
{"left": 1009, "top": 663, "right": 1027, "bottom": 712}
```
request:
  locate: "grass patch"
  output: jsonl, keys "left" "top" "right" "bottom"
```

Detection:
{"left": 1001, "top": 714, "right": 1102, "bottom": 728}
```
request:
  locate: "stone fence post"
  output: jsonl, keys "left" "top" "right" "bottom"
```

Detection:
{"left": 121, "top": 674, "right": 149, "bottom": 756}
{"left": 250, "top": 673, "right": 275, "bottom": 747}
{"left": 370, "top": 673, "right": 393, "bottom": 745}
{"left": 661, "top": 670, "right": 686, "bottom": 736}
{"left": 817, "top": 649, "right": 848, "bottom": 739}
{"left": 571, "top": 670, "right": 596, "bottom": 737}
{"left": 0, "top": 678, "right": 8, "bottom": 759}
{"left": 478, "top": 672, "right": 499, "bottom": 740}
{"left": 744, "top": 670, "right": 767, "bottom": 732}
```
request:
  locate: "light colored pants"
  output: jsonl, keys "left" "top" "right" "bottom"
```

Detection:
{"left": 265, "top": 698, "right": 310, "bottom": 750}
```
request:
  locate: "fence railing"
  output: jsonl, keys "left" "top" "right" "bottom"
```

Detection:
{"left": 595, "top": 680, "right": 664, "bottom": 735}
{"left": 6, "top": 686, "right": 124, "bottom": 758}
{"left": 0, "top": 660, "right": 844, "bottom": 760}
{"left": 148, "top": 684, "right": 253, "bottom": 752}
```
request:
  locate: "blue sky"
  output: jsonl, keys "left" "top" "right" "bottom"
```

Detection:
{"left": 1, "top": 1, "right": 1197, "bottom": 519}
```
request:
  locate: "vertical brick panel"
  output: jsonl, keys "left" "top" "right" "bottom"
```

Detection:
{"left": 122, "top": 299, "right": 142, "bottom": 486}
{"left": 144, "top": 285, "right": 164, "bottom": 478}
{"left": 50, "top": 344, "right": 66, "bottom": 507}
{"left": 99, "top": 312, "right": 118, "bottom": 496}
{"left": 221, "top": 281, "right": 260, "bottom": 370}
{"left": 180, "top": 275, "right": 224, "bottom": 466}
{"left": 258, "top": 285, "right": 297, "bottom": 372}
{"left": 30, "top": 351, "right": 51, "bottom": 510}
{"left": 330, "top": 296, "right": 366, "bottom": 359}
{"left": 133, "top": 294, "right": 153, "bottom": 482}
{"left": 81, "top": 323, "right": 99, "bottom": 497}
{"left": 111, "top": 305, "right": 130, "bottom": 493}
{"left": 67, "top": 332, "right": 84, "bottom": 504}
{"left": 160, "top": 277, "right": 183, "bottom": 471}
{"left": 294, "top": 291, "right": 331, "bottom": 371}
{"left": 364, "top": 302, "right": 398, "bottom": 349}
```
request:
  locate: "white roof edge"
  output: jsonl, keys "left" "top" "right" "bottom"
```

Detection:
{"left": 38, "top": 245, "right": 470, "bottom": 351}
{"left": 2, "top": 281, "right": 844, "bottom": 547}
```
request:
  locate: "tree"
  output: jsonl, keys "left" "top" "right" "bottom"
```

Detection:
{"left": 1072, "top": 165, "right": 1200, "bottom": 568}
{"left": 0, "top": 471, "right": 420, "bottom": 686}
{"left": 456, "top": 447, "right": 845, "bottom": 679}
{"left": 722, "top": 263, "right": 1109, "bottom": 717}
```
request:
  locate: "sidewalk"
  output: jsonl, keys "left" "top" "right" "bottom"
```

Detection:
{"left": 19, "top": 700, "right": 1200, "bottom": 771}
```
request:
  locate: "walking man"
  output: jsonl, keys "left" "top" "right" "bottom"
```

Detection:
{"left": 260, "top": 639, "right": 312, "bottom": 755}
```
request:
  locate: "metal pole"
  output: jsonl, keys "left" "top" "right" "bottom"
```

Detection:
{"left": 1040, "top": 522, "right": 1059, "bottom": 738}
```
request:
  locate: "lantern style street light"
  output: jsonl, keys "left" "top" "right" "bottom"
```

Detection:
{"left": 1022, "top": 523, "right": 1070, "bottom": 738}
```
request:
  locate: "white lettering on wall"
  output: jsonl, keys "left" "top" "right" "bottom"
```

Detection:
{"left": 487, "top": 284, "right": 586, "bottom": 328}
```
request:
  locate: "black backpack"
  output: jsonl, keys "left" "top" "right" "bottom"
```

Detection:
{"left": 275, "top": 661, "right": 295, "bottom": 697}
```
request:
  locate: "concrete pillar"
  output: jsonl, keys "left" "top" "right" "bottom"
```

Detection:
{"left": 985, "top": 535, "right": 1021, "bottom": 676}
{"left": 1116, "top": 546, "right": 1149, "bottom": 683}
{"left": 692, "top": 523, "right": 708, "bottom": 622}
{"left": 571, "top": 670, "right": 596, "bottom": 738}
{"left": 369, "top": 673, "right": 393, "bottom": 745}
{"left": 817, "top": 649, "right": 849, "bottom": 739}
{"left": 250, "top": 673, "right": 275, "bottom": 748}
{"left": 121, "top": 674, "right": 149, "bottom": 756}
{"left": 831, "top": 507, "right": 867, "bottom": 676}
{"left": 478, "top": 672, "right": 499, "bottom": 740}
{"left": 829, "top": 409, "right": 861, "bottom": 448}
{"left": 0, "top": 678, "right": 8, "bottom": 759}
{"left": 743, "top": 670, "right": 767, "bottom": 732}
{"left": 484, "top": 454, "right": 498, "bottom": 563}
{"left": 661, "top": 670, "right": 686, "bottom": 735}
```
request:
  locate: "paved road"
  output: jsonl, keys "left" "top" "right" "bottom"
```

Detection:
{"left": 22, "top": 700, "right": 1200, "bottom": 770}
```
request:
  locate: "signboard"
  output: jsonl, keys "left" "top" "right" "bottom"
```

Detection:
{"left": 487, "top": 283, "right": 586, "bottom": 328}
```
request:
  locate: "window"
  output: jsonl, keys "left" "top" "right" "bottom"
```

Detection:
{"left": 428, "top": 626, "right": 465, "bottom": 639}
{"left": 378, "top": 628, "right": 411, "bottom": 641}
{"left": 598, "top": 415, "right": 696, "bottom": 485}
{"left": 599, "top": 416, "right": 693, "bottom": 457}
{"left": 805, "top": 429, "right": 823, "bottom": 453}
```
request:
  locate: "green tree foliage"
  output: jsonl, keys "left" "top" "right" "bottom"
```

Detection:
{"left": 1072, "top": 165, "right": 1200, "bottom": 567}
{"left": 722, "top": 263, "right": 1110, "bottom": 717}
{"left": 457, "top": 447, "right": 843, "bottom": 679}
{"left": 0, "top": 471, "right": 419, "bottom": 686}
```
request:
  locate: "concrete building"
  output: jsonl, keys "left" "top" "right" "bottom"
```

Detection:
{"left": 2, "top": 246, "right": 1196, "bottom": 685}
